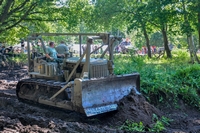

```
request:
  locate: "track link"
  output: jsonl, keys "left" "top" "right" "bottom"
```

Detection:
{"left": 16, "top": 78, "right": 70, "bottom": 103}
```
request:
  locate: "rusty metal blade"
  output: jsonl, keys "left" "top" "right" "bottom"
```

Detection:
{"left": 81, "top": 73, "right": 140, "bottom": 116}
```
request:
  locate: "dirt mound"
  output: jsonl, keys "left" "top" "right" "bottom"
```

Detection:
{"left": 95, "top": 90, "right": 162, "bottom": 128}
{"left": 116, "top": 90, "right": 161, "bottom": 125}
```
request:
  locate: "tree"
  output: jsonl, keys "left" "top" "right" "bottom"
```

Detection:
{"left": 0, "top": 0, "right": 93, "bottom": 44}
{"left": 124, "top": 1, "right": 153, "bottom": 58}
{"left": 89, "top": 0, "right": 153, "bottom": 57}
{"left": 0, "top": 0, "right": 49, "bottom": 33}
{"left": 86, "top": 0, "right": 128, "bottom": 32}
{"left": 146, "top": 0, "right": 181, "bottom": 58}
{"left": 180, "top": 0, "right": 199, "bottom": 63}
{"left": 186, "top": 0, "right": 200, "bottom": 49}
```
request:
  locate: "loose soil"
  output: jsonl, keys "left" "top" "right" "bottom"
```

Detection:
{"left": 0, "top": 66, "right": 200, "bottom": 133}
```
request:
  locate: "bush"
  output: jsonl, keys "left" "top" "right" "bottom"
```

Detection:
{"left": 114, "top": 51, "right": 200, "bottom": 109}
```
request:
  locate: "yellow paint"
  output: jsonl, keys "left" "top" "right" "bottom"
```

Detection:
{"left": 38, "top": 65, "right": 42, "bottom": 69}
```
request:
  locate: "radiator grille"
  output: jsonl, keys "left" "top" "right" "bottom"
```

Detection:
{"left": 90, "top": 64, "right": 109, "bottom": 78}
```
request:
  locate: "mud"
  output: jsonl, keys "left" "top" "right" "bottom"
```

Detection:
{"left": 0, "top": 66, "right": 200, "bottom": 133}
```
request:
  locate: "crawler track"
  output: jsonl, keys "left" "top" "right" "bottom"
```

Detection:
{"left": 16, "top": 78, "right": 72, "bottom": 106}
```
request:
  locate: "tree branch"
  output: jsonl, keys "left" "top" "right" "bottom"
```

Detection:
{"left": 0, "top": 0, "right": 3, "bottom": 6}
{"left": 10, "top": 0, "right": 15, "bottom": 9}
{"left": 18, "top": 24, "right": 27, "bottom": 29}
{"left": 8, "top": 0, "right": 30, "bottom": 16}
{"left": 0, "top": 3, "right": 38, "bottom": 33}
{"left": 0, "top": 0, "right": 14, "bottom": 23}
{"left": 28, "top": 11, "right": 45, "bottom": 15}
{"left": 24, "top": 18, "right": 66, "bottom": 21}
{"left": 121, "top": 9, "right": 160, "bottom": 28}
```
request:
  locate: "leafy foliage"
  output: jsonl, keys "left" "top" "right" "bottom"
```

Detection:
{"left": 8, "top": 53, "right": 28, "bottom": 64}
{"left": 0, "top": 0, "right": 93, "bottom": 44}
{"left": 150, "top": 32, "right": 163, "bottom": 47}
{"left": 114, "top": 54, "right": 144, "bottom": 75}
{"left": 119, "top": 120, "right": 145, "bottom": 132}
{"left": 114, "top": 49, "right": 200, "bottom": 109}
{"left": 119, "top": 115, "right": 172, "bottom": 132}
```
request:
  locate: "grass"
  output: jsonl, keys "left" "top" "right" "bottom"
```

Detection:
{"left": 119, "top": 115, "right": 172, "bottom": 132}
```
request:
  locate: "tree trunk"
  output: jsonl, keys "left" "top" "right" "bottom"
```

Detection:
{"left": 161, "top": 26, "right": 172, "bottom": 58}
{"left": 181, "top": 0, "right": 200, "bottom": 63}
{"left": 141, "top": 21, "right": 151, "bottom": 58}
{"left": 143, "top": 27, "right": 151, "bottom": 58}
{"left": 188, "top": 35, "right": 200, "bottom": 63}
{"left": 187, "top": 35, "right": 194, "bottom": 63}
{"left": 198, "top": 11, "right": 200, "bottom": 48}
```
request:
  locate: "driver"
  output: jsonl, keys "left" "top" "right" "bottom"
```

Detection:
{"left": 45, "top": 41, "right": 64, "bottom": 62}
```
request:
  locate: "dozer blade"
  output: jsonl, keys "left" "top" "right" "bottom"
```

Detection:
{"left": 73, "top": 73, "right": 140, "bottom": 117}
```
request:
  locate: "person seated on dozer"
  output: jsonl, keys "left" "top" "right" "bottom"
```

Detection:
{"left": 45, "top": 41, "right": 64, "bottom": 63}
{"left": 55, "top": 41, "right": 69, "bottom": 54}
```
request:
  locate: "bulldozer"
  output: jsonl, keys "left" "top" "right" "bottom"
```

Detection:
{"left": 16, "top": 33, "right": 140, "bottom": 117}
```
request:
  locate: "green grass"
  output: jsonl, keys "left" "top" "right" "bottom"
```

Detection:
{"left": 119, "top": 115, "right": 172, "bottom": 132}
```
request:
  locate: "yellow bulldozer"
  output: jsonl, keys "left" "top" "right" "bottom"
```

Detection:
{"left": 16, "top": 33, "right": 140, "bottom": 117}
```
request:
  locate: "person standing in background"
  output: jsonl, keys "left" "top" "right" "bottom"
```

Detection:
{"left": 55, "top": 41, "right": 69, "bottom": 54}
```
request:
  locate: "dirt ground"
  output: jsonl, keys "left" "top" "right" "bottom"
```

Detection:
{"left": 0, "top": 66, "right": 200, "bottom": 133}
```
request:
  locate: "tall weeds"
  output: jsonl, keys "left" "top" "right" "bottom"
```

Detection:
{"left": 114, "top": 50, "right": 200, "bottom": 109}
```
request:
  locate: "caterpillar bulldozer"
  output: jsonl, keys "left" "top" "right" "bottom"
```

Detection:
{"left": 16, "top": 33, "right": 140, "bottom": 117}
